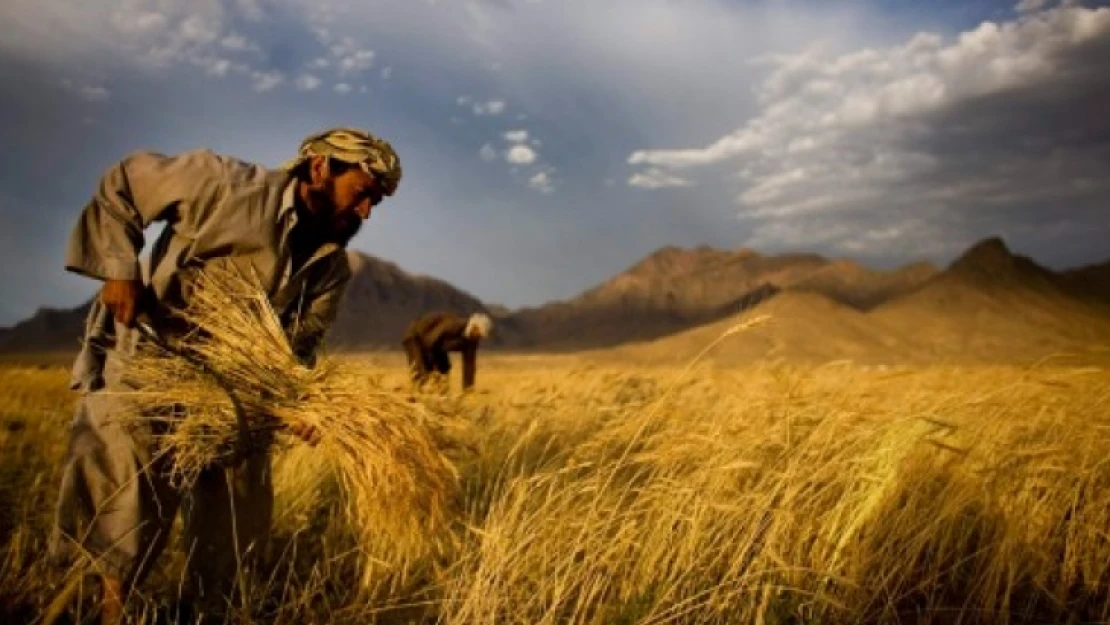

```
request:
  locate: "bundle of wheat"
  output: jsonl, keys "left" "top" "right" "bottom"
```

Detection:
{"left": 110, "top": 266, "right": 467, "bottom": 570}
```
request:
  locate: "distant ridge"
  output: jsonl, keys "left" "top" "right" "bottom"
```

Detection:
{"left": 605, "top": 236, "right": 1110, "bottom": 366}
{"left": 1, "top": 236, "right": 1108, "bottom": 365}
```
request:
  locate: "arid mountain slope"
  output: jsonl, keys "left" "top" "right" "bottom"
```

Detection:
{"left": 1058, "top": 259, "right": 1110, "bottom": 307}
{"left": 0, "top": 253, "right": 495, "bottom": 354}
{"left": 605, "top": 238, "right": 1110, "bottom": 366}
{"left": 289, "top": 251, "right": 495, "bottom": 350}
{"left": 499, "top": 245, "right": 935, "bottom": 350}
{"left": 788, "top": 260, "right": 939, "bottom": 310}
{"left": 602, "top": 291, "right": 917, "bottom": 366}
{"left": 1, "top": 237, "right": 1105, "bottom": 362}
{"left": 0, "top": 301, "right": 93, "bottom": 354}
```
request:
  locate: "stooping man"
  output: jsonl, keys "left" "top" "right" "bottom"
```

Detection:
{"left": 402, "top": 311, "right": 493, "bottom": 392}
{"left": 49, "top": 127, "right": 402, "bottom": 624}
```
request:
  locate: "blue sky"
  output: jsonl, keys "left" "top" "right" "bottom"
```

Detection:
{"left": 1, "top": 0, "right": 1108, "bottom": 325}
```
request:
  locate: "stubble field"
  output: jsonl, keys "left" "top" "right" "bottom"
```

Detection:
{"left": 2, "top": 348, "right": 1110, "bottom": 625}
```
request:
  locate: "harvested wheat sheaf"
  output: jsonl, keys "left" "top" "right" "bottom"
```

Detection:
{"left": 112, "top": 266, "right": 466, "bottom": 564}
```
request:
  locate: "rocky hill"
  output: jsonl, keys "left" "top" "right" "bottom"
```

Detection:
{"left": 0, "top": 252, "right": 494, "bottom": 355}
{"left": 606, "top": 237, "right": 1110, "bottom": 366}
{"left": 326, "top": 252, "right": 498, "bottom": 349}
{"left": 0, "top": 301, "right": 93, "bottom": 354}
{"left": 497, "top": 245, "right": 935, "bottom": 350}
{"left": 1, "top": 237, "right": 1106, "bottom": 364}
{"left": 787, "top": 260, "right": 938, "bottom": 310}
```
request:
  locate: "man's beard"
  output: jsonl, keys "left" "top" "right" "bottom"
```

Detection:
{"left": 330, "top": 208, "right": 363, "bottom": 245}
{"left": 306, "top": 184, "right": 363, "bottom": 245}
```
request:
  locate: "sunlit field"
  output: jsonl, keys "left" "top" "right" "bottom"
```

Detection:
{"left": 2, "top": 349, "right": 1109, "bottom": 625}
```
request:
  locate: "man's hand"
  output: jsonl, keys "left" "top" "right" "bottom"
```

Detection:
{"left": 100, "top": 279, "right": 145, "bottom": 327}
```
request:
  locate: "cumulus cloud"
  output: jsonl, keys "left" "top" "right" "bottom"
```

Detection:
{"left": 220, "top": 32, "right": 261, "bottom": 54}
{"left": 1016, "top": 0, "right": 1050, "bottom": 13}
{"left": 479, "top": 142, "right": 498, "bottom": 161}
{"left": 0, "top": 0, "right": 351, "bottom": 98}
{"left": 334, "top": 82, "right": 352, "bottom": 93}
{"left": 295, "top": 73, "right": 322, "bottom": 90}
{"left": 471, "top": 99, "right": 506, "bottom": 115}
{"left": 330, "top": 37, "right": 375, "bottom": 75}
{"left": 627, "top": 3, "right": 1110, "bottom": 256}
{"left": 505, "top": 144, "right": 537, "bottom": 164}
{"left": 202, "top": 58, "right": 232, "bottom": 76}
{"left": 251, "top": 70, "right": 283, "bottom": 91}
{"left": 628, "top": 168, "right": 693, "bottom": 189}
{"left": 529, "top": 171, "right": 554, "bottom": 193}
{"left": 60, "top": 79, "right": 112, "bottom": 102}
{"left": 504, "top": 129, "right": 528, "bottom": 142}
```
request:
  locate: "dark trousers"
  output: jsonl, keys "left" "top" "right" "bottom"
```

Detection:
{"left": 403, "top": 338, "right": 450, "bottom": 384}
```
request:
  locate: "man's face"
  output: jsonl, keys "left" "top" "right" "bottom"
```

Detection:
{"left": 304, "top": 158, "right": 386, "bottom": 244}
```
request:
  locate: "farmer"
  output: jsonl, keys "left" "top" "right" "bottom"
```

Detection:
{"left": 402, "top": 311, "right": 493, "bottom": 392}
{"left": 49, "top": 127, "right": 402, "bottom": 624}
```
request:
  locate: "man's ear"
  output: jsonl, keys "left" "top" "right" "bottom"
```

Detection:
{"left": 308, "top": 155, "right": 329, "bottom": 184}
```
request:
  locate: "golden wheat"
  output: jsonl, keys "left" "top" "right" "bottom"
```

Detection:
{"left": 2, "top": 346, "right": 1109, "bottom": 623}
{"left": 103, "top": 267, "right": 468, "bottom": 582}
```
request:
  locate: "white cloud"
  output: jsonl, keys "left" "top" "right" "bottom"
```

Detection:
{"left": 220, "top": 32, "right": 261, "bottom": 54}
{"left": 60, "top": 79, "right": 112, "bottom": 102}
{"left": 111, "top": 9, "right": 168, "bottom": 35}
{"left": 626, "top": 3, "right": 1110, "bottom": 254}
{"left": 529, "top": 171, "right": 554, "bottom": 193}
{"left": 203, "top": 57, "right": 232, "bottom": 76}
{"left": 1016, "top": 0, "right": 1049, "bottom": 13}
{"left": 505, "top": 144, "right": 537, "bottom": 164}
{"left": 311, "top": 26, "right": 331, "bottom": 45}
{"left": 251, "top": 70, "right": 283, "bottom": 92}
{"left": 80, "top": 86, "right": 111, "bottom": 102}
{"left": 295, "top": 74, "right": 322, "bottom": 90}
{"left": 309, "top": 57, "right": 330, "bottom": 69}
{"left": 504, "top": 129, "right": 529, "bottom": 143}
{"left": 329, "top": 36, "right": 355, "bottom": 57}
{"left": 628, "top": 168, "right": 693, "bottom": 189}
{"left": 338, "top": 49, "right": 375, "bottom": 75}
{"left": 479, "top": 143, "right": 498, "bottom": 161}
{"left": 334, "top": 82, "right": 352, "bottom": 93}
{"left": 472, "top": 99, "right": 506, "bottom": 115}
{"left": 179, "top": 14, "right": 220, "bottom": 46}
{"left": 381, "top": 66, "right": 393, "bottom": 80}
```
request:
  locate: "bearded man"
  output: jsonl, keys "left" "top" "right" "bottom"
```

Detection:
{"left": 49, "top": 127, "right": 402, "bottom": 624}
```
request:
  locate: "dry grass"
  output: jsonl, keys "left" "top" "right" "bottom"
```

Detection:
{"left": 113, "top": 266, "right": 469, "bottom": 578}
{"left": 1, "top": 324, "right": 1109, "bottom": 623}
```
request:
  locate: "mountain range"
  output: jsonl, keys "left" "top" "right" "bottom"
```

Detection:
{"left": 1, "top": 236, "right": 1108, "bottom": 365}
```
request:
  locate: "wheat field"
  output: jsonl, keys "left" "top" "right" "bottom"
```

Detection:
{"left": 2, "top": 345, "right": 1109, "bottom": 625}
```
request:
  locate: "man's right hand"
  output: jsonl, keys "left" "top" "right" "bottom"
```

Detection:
{"left": 100, "top": 279, "right": 145, "bottom": 327}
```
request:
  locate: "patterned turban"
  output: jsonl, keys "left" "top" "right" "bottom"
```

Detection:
{"left": 282, "top": 127, "right": 403, "bottom": 196}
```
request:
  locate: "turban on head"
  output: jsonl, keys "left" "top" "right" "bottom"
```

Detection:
{"left": 282, "top": 127, "right": 402, "bottom": 196}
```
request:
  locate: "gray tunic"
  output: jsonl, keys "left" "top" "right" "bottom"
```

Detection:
{"left": 51, "top": 148, "right": 352, "bottom": 598}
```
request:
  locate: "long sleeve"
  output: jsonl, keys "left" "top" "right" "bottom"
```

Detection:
{"left": 64, "top": 150, "right": 227, "bottom": 282}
